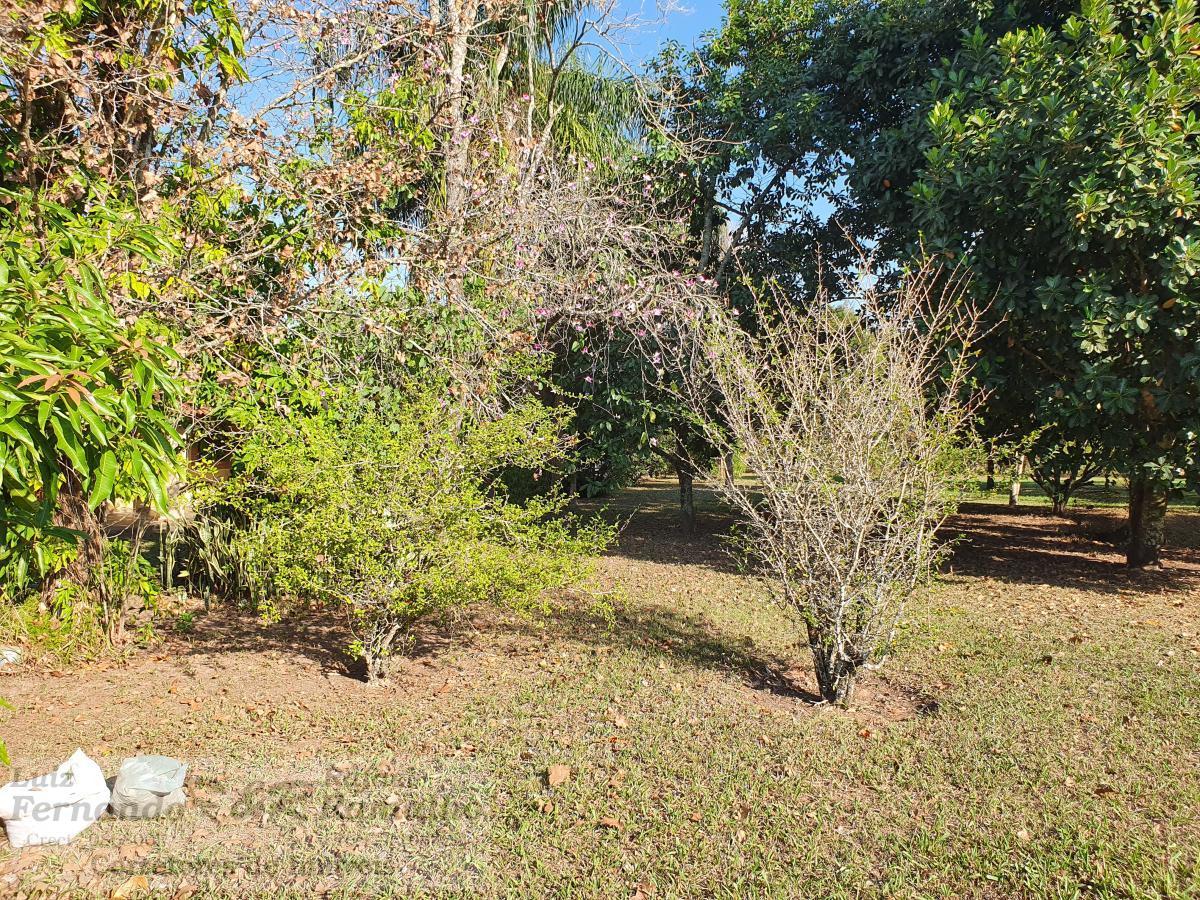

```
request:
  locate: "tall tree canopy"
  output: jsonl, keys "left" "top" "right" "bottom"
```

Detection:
{"left": 913, "top": 0, "right": 1200, "bottom": 565}
{"left": 688, "top": 0, "right": 1198, "bottom": 565}
{"left": 680, "top": 0, "right": 1076, "bottom": 289}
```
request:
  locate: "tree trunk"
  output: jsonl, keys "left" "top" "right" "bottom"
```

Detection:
{"left": 1127, "top": 476, "right": 1168, "bottom": 567}
{"left": 41, "top": 467, "right": 104, "bottom": 600}
{"left": 365, "top": 652, "right": 390, "bottom": 684}
{"left": 1051, "top": 496, "right": 1067, "bottom": 516}
{"left": 362, "top": 619, "right": 404, "bottom": 684}
{"left": 985, "top": 451, "right": 996, "bottom": 491}
{"left": 808, "top": 626, "right": 856, "bottom": 707}
{"left": 721, "top": 450, "right": 735, "bottom": 489}
{"left": 1008, "top": 455, "right": 1026, "bottom": 507}
{"left": 676, "top": 465, "right": 696, "bottom": 535}
{"left": 441, "top": 1, "right": 473, "bottom": 218}
{"left": 699, "top": 177, "right": 716, "bottom": 270}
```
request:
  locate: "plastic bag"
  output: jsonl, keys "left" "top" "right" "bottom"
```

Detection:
{"left": 109, "top": 755, "right": 188, "bottom": 820}
{"left": 0, "top": 749, "right": 110, "bottom": 848}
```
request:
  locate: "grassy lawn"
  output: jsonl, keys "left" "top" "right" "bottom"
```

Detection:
{"left": 1, "top": 480, "right": 1198, "bottom": 898}
{"left": 966, "top": 476, "right": 1200, "bottom": 512}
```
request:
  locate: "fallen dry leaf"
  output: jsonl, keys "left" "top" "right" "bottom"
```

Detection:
{"left": 547, "top": 764, "right": 571, "bottom": 788}
{"left": 119, "top": 843, "right": 153, "bottom": 861}
{"left": 111, "top": 874, "right": 149, "bottom": 899}
{"left": 599, "top": 815, "right": 622, "bottom": 831}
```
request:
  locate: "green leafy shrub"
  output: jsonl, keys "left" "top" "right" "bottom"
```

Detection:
{"left": 0, "top": 192, "right": 181, "bottom": 592}
{"left": 232, "top": 389, "right": 612, "bottom": 681}
{"left": 0, "top": 582, "right": 107, "bottom": 661}
{"left": 160, "top": 500, "right": 257, "bottom": 608}
{"left": 98, "top": 536, "right": 164, "bottom": 645}
{"left": 0, "top": 532, "right": 164, "bottom": 659}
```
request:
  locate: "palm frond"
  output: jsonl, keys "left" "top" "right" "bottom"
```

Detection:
{"left": 533, "top": 60, "right": 642, "bottom": 165}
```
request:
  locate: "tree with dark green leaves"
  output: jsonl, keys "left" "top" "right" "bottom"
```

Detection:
{"left": 677, "top": 0, "right": 1075, "bottom": 291}
{"left": 912, "top": 0, "right": 1200, "bottom": 565}
{"left": 690, "top": 0, "right": 1197, "bottom": 566}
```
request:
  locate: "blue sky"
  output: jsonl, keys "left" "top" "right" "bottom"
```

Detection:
{"left": 615, "top": 1, "right": 727, "bottom": 64}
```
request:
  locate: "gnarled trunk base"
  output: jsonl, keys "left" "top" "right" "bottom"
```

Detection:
{"left": 361, "top": 617, "right": 413, "bottom": 684}
{"left": 808, "top": 625, "right": 858, "bottom": 707}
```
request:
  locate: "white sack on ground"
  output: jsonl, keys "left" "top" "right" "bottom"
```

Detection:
{"left": 0, "top": 749, "right": 110, "bottom": 848}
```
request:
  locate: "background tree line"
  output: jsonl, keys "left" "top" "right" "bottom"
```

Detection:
{"left": 665, "top": 0, "right": 1199, "bottom": 566}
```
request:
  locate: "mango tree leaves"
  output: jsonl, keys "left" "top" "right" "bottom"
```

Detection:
{"left": 0, "top": 194, "right": 182, "bottom": 590}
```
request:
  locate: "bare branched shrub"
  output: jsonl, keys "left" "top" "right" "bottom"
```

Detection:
{"left": 685, "top": 261, "right": 978, "bottom": 706}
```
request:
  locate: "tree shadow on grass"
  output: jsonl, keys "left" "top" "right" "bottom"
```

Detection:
{"left": 422, "top": 594, "right": 824, "bottom": 706}
{"left": 594, "top": 480, "right": 1200, "bottom": 596}
{"left": 946, "top": 502, "right": 1200, "bottom": 596}
{"left": 171, "top": 492, "right": 1199, "bottom": 697}
{"left": 173, "top": 603, "right": 355, "bottom": 673}
{"left": 483, "top": 600, "right": 937, "bottom": 717}
{"left": 578, "top": 479, "right": 749, "bottom": 577}
{"left": 170, "top": 589, "right": 824, "bottom": 704}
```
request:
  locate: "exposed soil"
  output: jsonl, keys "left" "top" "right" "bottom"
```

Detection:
{"left": 1, "top": 481, "right": 1197, "bottom": 897}
{"left": 4, "top": 490, "right": 1197, "bottom": 762}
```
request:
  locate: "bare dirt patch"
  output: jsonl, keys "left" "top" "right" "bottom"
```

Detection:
{"left": 1, "top": 481, "right": 1198, "bottom": 897}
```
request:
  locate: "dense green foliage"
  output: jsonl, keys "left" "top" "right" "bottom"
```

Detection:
{"left": 683, "top": 0, "right": 1199, "bottom": 562}
{"left": 0, "top": 0, "right": 246, "bottom": 597}
{"left": 230, "top": 389, "right": 612, "bottom": 680}
{"left": 914, "top": 0, "right": 1199, "bottom": 560}
{"left": 0, "top": 194, "right": 181, "bottom": 589}
{"left": 673, "top": 0, "right": 1074, "bottom": 288}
